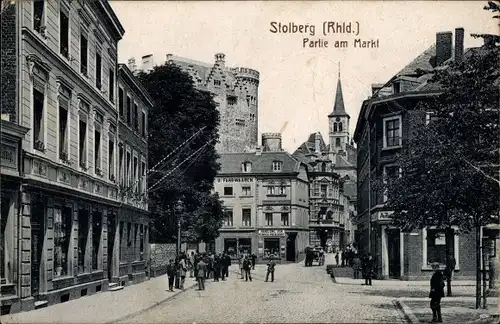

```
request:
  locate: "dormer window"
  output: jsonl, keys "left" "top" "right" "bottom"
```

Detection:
{"left": 272, "top": 161, "right": 283, "bottom": 172}
{"left": 214, "top": 80, "right": 221, "bottom": 87}
{"left": 242, "top": 161, "right": 252, "bottom": 173}
{"left": 393, "top": 82, "right": 401, "bottom": 94}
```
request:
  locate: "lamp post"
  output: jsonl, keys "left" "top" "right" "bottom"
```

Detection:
{"left": 174, "top": 199, "right": 184, "bottom": 289}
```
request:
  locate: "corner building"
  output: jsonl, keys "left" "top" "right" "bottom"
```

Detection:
{"left": 128, "top": 53, "right": 260, "bottom": 153}
{"left": 214, "top": 134, "right": 310, "bottom": 263}
{"left": 0, "top": 0, "right": 150, "bottom": 314}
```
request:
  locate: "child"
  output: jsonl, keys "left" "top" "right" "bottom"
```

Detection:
{"left": 166, "top": 259, "right": 176, "bottom": 291}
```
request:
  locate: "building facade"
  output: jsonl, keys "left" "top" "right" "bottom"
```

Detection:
{"left": 128, "top": 53, "right": 260, "bottom": 154}
{"left": 294, "top": 73, "right": 357, "bottom": 250}
{"left": 0, "top": 0, "right": 150, "bottom": 314}
{"left": 214, "top": 134, "right": 310, "bottom": 263}
{"left": 353, "top": 28, "right": 484, "bottom": 280}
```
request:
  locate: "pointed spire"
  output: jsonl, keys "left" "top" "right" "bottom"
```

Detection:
{"left": 328, "top": 63, "right": 349, "bottom": 118}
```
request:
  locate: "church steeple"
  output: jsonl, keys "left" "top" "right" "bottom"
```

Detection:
{"left": 328, "top": 63, "right": 349, "bottom": 118}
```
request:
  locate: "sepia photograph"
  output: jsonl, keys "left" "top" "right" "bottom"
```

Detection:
{"left": 0, "top": 0, "right": 499, "bottom": 323}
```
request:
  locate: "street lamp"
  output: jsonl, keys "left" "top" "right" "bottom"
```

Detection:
{"left": 175, "top": 199, "right": 184, "bottom": 258}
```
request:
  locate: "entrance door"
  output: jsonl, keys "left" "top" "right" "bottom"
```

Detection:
{"left": 31, "top": 199, "right": 44, "bottom": 296}
{"left": 107, "top": 213, "right": 116, "bottom": 280}
{"left": 286, "top": 233, "right": 297, "bottom": 262}
{"left": 387, "top": 229, "right": 401, "bottom": 278}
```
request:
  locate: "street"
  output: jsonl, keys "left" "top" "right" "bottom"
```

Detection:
{"left": 116, "top": 254, "right": 403, "bottom": 323}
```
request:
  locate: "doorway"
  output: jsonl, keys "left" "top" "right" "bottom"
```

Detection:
{"left": 31, "top": 197, "right": 45, "bottom": 296}
{"left": 286, "top": 233, "right": 297, "bottom": 262}
{"left": 107, "top": 213, "right": 116, "bottom": 280}
{"left": 387, "top": 229, "right": 401, "bottom": 279}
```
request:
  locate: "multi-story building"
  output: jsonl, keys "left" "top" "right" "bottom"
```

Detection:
{"left": 128, "top": 53, "right": 260, "bottom": 153}
{"left": 294, "top": 73, "right": 357, "bottom": 250}
{"left": 353, "top": 28, "right": 490, "bottom": 280}
{"left": 214, "top": 133, "right": 310, "bottom": 263}
{"left": 0, "top": 0, "right": 150, "bottom": 314}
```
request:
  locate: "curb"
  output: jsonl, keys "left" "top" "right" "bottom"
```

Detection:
{"left": 393, "top": 299, "right": 420, "bottom": 323}
{"left": 104, "top": 279, "right": 203, "bottom": 324}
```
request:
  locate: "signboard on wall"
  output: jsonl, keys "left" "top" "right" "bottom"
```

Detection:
{"left": 218, "top": 177, "right": 253, "bottom": 183}
{"left": 258, "top": 230, "right": 285, "bottom": 236}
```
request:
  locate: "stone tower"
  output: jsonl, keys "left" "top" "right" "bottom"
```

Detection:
{"left": 328, "top": 67, "right": 350, "bottom": 155}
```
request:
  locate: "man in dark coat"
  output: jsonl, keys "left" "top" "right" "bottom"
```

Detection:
{"left": 251, "top": 253, "right": 257, "bottom": 270}
{"left": 243, "top": 256, "right": 252, "bottom": 281}
{"left": 213, "top": 255, "right": 221, "bottom": 282}
{"left": 222, "top": 253, "right": 230, "bottom": 279}
{"left": 197, "top": 256, "right": 208, "bottom": 290}
{"left": 429, "top": 262, "right": 445, "bottom": 323}
{"left": 362, "top": 253, "right": 374, "bottom": 285}
{"left": 166, "top": 259, "right": 176, "bottom": 292}
{"left": 445, "top": 253, "right": 456, "bottom": 296}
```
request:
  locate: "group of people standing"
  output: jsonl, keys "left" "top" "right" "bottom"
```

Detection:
{"left": 335, "top": 250, "right": 375, "bottom": 285}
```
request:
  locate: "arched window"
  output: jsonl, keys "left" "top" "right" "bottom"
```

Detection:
{"left": 333, "top": 123, "right": 338, "bottom": 132}
{"left": 338, "top": 122, "right": 343, "bottom": 132}
{"left": 321, "top": 162, "right": 326, "bottom": 172}
{"left": 336, "top": 138, "right": 341, "bottom": 147}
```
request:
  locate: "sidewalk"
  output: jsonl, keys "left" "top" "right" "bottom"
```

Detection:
{"left": 0, "top": 274, "right": 199, "bottom": 324}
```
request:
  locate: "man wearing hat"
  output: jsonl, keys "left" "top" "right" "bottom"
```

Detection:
{"left": 265, "top": 255, "right": 276, "bottom": 282}
{"left": 429, "top": 262, "right": 445, "bottom": 323}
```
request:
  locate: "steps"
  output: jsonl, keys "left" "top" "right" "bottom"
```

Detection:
{"left": 34, "top": 300, "right": 48, "bottom": 309}
{"left": 108, "top": 282, "right": 124, "bottom": 291}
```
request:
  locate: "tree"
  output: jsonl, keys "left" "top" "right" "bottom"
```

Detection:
{"left": 137, "top": 64, "right": 224, "bottom": 245}
{"left": 380, "top": 4, "right": 499, "bottom": 309}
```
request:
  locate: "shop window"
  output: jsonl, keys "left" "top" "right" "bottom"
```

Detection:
{"left": 139, "top": 225, "right": 144, "bottom": 261}
{"left": 264, "top": 238, "right": 280, "bottom": 258}
{"left": 134, "top": 224, "right": 139, "bottom": 261}
{"left": 223, "top": 210, "right": 233, "bottom": 227}
{"left": 265, "top": 213, "right": 273, "bottom": 226}
{"left": 281, "top": 213, "right": 289, "bottom": 226}
{"left": 426, "top": 228, "right": 455, "bottom": 266}
{"left": 78, "top": 209, "right": 89, "bottom": 273}
{"left": 1, "top": 197, "right": 10, "bottom": 283}
{"left": 53, "top": 206, "right": 72, "bottom": 277}
{"left": 224, "top": 239, "right": 237, "bottom": 258}
{"left": 127, "top": 222, "right": 132, "bottom": 261}
{"left": 242, "top": 209, "right": 251, "bottom": 226}
{"left": 223, "top": 187, "right": 233, "bottom": 196}
{"left": 119, "top": 221, "right": 124, "bottom": 262}
{"left": 239, "top": 238, "right": 251, "bottom": 255}
{"left": 91, "top": 211, "right": 102, "bottom": 270}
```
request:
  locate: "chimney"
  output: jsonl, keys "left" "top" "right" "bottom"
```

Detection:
{"left": 454, "top": 28, "right": 464, "bottom": 63}
{"left": 314, "top": 132, "right": 321, "bottom": 154}
{"left": 255, "top": 146, "right": 262, "bottom": 156}
{"left": 128, "top": 57, "right": 137, "bottom": 72}
{"left": 215, "top": 53, "right": 225, "bottom": 68}
{"left": 166, "top": 53, "right": 173, "bottom": 64}
{"left": 141, "top": 54, "right": 155, "bottom": 72}
{"left": 261, "top": 133, "right": 282, "bottom": 152}
{"left": 436, "top": 32, "right": 452, "bottom": 66}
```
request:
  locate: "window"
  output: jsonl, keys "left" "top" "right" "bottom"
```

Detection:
{"left": 91, "top": 211, "right": 102, "bottom": 270}
{"left": 108, "top": 140, "right": 115, "bottom": 180}
{"left": 140, "top": 161, "right": 146, "bottom": 193}
{"left": 33, "top": 1, "right": 45, "bottom": 34}
{"left": 214, "top": 80, "right": 221, "bottom": 87}
{"left": 1, "top": 197, "right": 10, "bottom": 283}
{"left": 141, "top": 111, "right": 146, "bottom": 137}
{"left": 223, "top": 187, "right": 233, "bottom": 196}
{"left": 320, "top": 184, "right": 328, "bottom": 197}
{"left": 426, "top": 228, "right": 455, "bottom": 266}
{"left": 94, "top": 129, "right": 101, "bottom": 173}
{"left": 339, "top": 122, "right": 343, "bottom": 132}
{"left": 393, "top": 82, "right": 401, "bottom": 94}
{"left": 59, "top": 9, "right": 69, "bottom": 58}
{"left": 119, "top": 221, "right": 124, "bottom": 261}
{"left": 79, "top": 120, "right": 87, "bottom": 168}
{"left": 126, "top": 152, "right": 131, "bottom": 186}
{"left": 238, "top": 238, "right": 251, "bottom": 255}
{"left": 78, "top": 208, "right": 89, "bottom": 273}
{"left": 118, "top": 146, "right": 124, "bottom": 185}
{"left": 333, "top": 122, "right": 338, "bottom": 132}
{"left": 224, "top": 239, "right": 237, "bottom": 257}
{"left": 58, "top": 106, "right": 68, "bottom": 160}
{"left": 321, "top": 162, "right": 326, "bottom": 172}
{"left": 109, "top": 69, "right": 114, "bottom": 102}
{"left": 33, "top": 89, "right": 45, "bottom": 151}
{"left": 53, "top": 206, "right": 72, "bottom": 277}
{"left": 133, "top": 157, "right": 138, "bottom": 191}
{"left": 264, "top": 238, "right": 279, "bottom": 258}
{"left": 383, "top": 116, "right": 402, "bottom": 148}
{"left": 335, "top": 138, "right": 341, "bottom": 147}
{"left": 278, "top": 186, "right": 286, "bottom": 195}
{"left": 281, "top": 213, "right": 289, "bottom": 226}
{"left": 223, "top": 210, "right": 233, "bottom": 227}
{"left": 265, "top": 213, "right": 273, "bottom": 226}
{"left": 80, "top": 34, "right": 88, "bottom": 76}
{"left": 242, "top": 209, "right": 251, "bottom": 226}
{"left": 272, "top": 161, "right": 282, "bottom": 171}
{"left": 267, "top": 186, "right": 275, "bottom": 195}
{"left": 96, "top": 51, "right": 102, "bottom": 90}
{"left": 134, "top": 224, "right": 139, "bottom": 261}
{"left": 134, "top": 103, "right": 139, "bottom": 130}
{"left": 241, "top": 186, "right": 251, "bottom": 196}
{"left": 126, "top": 96, "right": 131, "bottom": 125}
{"left": 118, "top": 88, "right": 124, "bottom": 117}
{"left": 242, "top": 162, "right": 252, "bottom": 173}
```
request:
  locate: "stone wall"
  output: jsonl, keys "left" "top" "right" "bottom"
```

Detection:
{"left": 149, "top": 243, "right": 176, "bottom": 277}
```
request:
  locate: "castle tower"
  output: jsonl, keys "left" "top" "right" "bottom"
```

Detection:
{"left": 234, "top": 67, "right": 260, "bottom": 150}
{"left": 328, "top": 65, "right": 350, "bottom": 155}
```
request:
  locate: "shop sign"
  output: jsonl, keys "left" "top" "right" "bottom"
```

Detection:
{"left": 1, "top": 143, "right": 17, "bottom": 169}
{"left": 258, "top": 229, "right": 285, "bottom": 236}
{"left": 220, "top": 177, "right": 253, "bottom": 183}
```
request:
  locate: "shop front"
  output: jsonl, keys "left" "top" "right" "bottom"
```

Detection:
{"left": 257, "top": 229, "right": 287, "bottom": 262}
{"left": 215, "top": 230, "right": 257, "bottom": 261}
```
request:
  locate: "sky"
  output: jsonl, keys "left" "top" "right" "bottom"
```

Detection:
{"left": 110, "top": 1, "right": 496, "bottom": 153}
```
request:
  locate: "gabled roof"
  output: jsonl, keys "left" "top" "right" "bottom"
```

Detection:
{"left": 293, "top": 132, "right": 328, "bottom": 156}
{"left": 218, "top": 151, "right": 304, "bottom": 175}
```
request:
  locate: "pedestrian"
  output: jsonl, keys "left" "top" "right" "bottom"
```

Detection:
{"left": 178, "top": 254, "right": 187, "bottom": 289}
{"left": 213, "top": 255, "right": 221, "bottom": 282}
{"left": 341, "top": 250, "right": 345, "bottom": 266}
{"left": 429, "top": 262, "right": 445, "bottom": 323}
{"left": 251, "top": 253, "right": 257, "bottom": 270}
{"left": 224, "top": 253, "right": 231, "bottom": 278}
{"left": 193, "top": 253, "right": 199, "bottom": 281}
{"left": 445, "top": 253, "right": 456, "bottom": 296}
{"left": 189, "top": 252, "right": 195, "bottom": 278}
{"left": 265, "top": 256, "right": 276, "bottom": 282}
{"left": 352, "top": 253, "right": 361, "bottom": 280}
{"left": 362, "top": 253, "right": 374, "bottom": 286}
{"left": 243, "top": 256, "right": 252, "bottom": 282}
{"left": 196, "top": 256, "right": 207, "bottom": 291}
{"left": 238, "top": 255, "right": 245, "bottom": 279}
{"left": 166, "top": 259, "right": 176, "bottom": 292}
{"left": 335, "top": 252, "right": 339, "bottom": 266}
